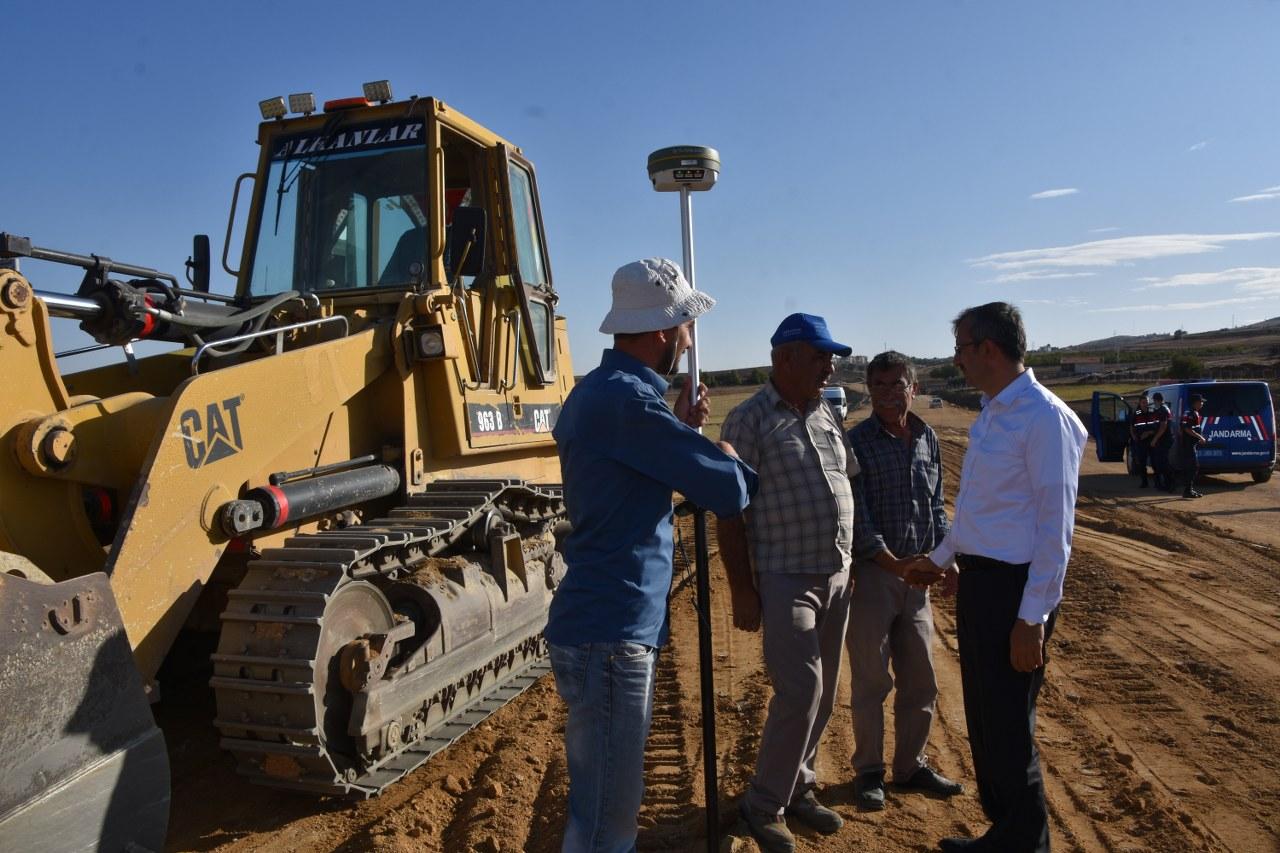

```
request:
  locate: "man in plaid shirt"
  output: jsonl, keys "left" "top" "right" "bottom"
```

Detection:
{"left": 846, "top": 351, "right": 964, "bottom": 811}
{"left": 719, "top": 313, "right": 858, "bottom": 853}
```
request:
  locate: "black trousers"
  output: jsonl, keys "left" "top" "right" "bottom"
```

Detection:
{"left": 1179, "top": 448, "right": 1199, "bottom": 494}
{"left": 1150, "top": 441, "right": 1172, "bottom": 489}
{"left": 956, "top": 555, "right": 1055, "bottom": 853}
{"left": 1130, "top": 440, "right": 1150, "bottom": 481}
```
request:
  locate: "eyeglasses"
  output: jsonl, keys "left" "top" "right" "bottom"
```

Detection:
{"left": 953, "top": 339, "right": 981, "bottom": 356}
{"left": 869, "top": 379, "right": 911, "bottom": 392}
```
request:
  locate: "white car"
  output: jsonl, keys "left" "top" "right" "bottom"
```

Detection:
{"left": 929, "top": 397, "right": 944, "bottom": 409}
{"left": 822, "top": 386, "right": 848, "bottom": 421}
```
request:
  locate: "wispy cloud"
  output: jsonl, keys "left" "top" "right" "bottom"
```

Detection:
{"left": 1089, "top": 227, "right": 1120, "bottom": 234}
{"left": 1230, "top": 185, "right": 1280, "bottom": 203}
{"left": 988, "top": 271, "right": 1097, "bottom": 284}
{"left": 1187, "top": 140, "right": 1210, "bottom": 152}
{"left": 1020, "top": 297, "right": 1089, "bottom": 307}
{"left": 970, "top": 232, "right": 1280, "bottom": 275}
{"left": 1090, "top": 296, "right": 1270, "bottom": 313}
{"left": 1029, "top": 188, "right": 1079, "bottom": 200}
{"left": 1139, "top": 267, "right": 1280, "bottom": 292}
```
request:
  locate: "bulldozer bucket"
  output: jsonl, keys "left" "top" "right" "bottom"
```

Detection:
{"left": 0, "top": 569, "right": 169, "bottom": 853}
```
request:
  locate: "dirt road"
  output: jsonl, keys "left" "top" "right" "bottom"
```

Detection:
{"left": 162, "top": 402, "right": 1280, "bottom": 852}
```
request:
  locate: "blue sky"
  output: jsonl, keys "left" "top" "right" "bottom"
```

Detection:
{"left": 8, "top": 1, "right": 1279, "bottom": 370}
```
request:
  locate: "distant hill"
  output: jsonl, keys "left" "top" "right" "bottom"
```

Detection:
{"left": 1070, "top": 316, "right": 1280, "bottom": 352}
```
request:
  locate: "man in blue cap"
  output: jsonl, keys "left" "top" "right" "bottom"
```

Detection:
{"left": 719, "top": 313, "right": 859, "bottom": 853}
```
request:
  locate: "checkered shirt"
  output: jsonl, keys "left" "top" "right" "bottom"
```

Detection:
{"left": 848, "top": 412, "right": 950, "bottom": 561}
{"left": 720, "top": 383, "right": 858, "bottom": 574}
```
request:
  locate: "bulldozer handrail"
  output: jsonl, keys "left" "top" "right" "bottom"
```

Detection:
{"left": 191, "top": 314, "right": 349, "bottom": 374}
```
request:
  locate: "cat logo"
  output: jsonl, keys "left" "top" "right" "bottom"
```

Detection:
{"left": 180, "top": 396, "right": 245, "bottom": 469}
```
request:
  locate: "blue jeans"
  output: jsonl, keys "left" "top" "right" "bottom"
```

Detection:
{"left": 549, "top": 641, "right": 658, "bottom": 853}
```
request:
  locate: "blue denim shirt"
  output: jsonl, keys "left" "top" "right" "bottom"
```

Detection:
{"left": 546, "top": 349, "right": 757, "bottom": 648}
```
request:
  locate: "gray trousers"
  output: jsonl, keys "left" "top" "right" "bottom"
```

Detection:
{"left": 745, "top": 569, "right": 852, "bottom": 815}
{"left": 846, "top": 559, "right": 938, "bottom": 781}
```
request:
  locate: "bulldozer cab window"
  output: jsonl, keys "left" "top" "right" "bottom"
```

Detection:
{"left": 248, "top": 120, "right": 428, "bottom": 296}
{"left": 440, "top": 131, "right": 488, "bottom": 288}
{"left": 507, "top": 162, "right": 548, "bottom": 288}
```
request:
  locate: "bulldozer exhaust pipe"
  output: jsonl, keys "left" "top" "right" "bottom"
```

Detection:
{"left": 220, "top": 464, "right": 401, "bottom": 536}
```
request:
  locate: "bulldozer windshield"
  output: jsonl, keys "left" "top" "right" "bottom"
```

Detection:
{"left": 248, "top": 118, "right": 428, "bottom": 296}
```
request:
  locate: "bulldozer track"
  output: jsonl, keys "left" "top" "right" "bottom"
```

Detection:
{"left": 211, "top": 478, "right": 564, "bottom": 798}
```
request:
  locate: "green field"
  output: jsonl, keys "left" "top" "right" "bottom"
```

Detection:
{"left": 1044, "top": 382, "right": 1150, "bottom": 403}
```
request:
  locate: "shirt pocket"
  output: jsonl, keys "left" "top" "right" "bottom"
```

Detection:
{"left": 912, "top": 456, "right": 940, "bottom": 495}
{"left": 818, "top": 427, "right": 847, "bottom": 473}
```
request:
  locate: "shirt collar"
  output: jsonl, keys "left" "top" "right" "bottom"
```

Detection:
{"left": 867, "top": 409, "right": 927, "bottom": 440}
{"left": 764, "top": 379, "right": 820, "bottom": 416}
{"left": 600, "top": 348, "right": 669, "bottom": 396}
{"left": 980, "top": 367, "right": 1036, "bottom": 410}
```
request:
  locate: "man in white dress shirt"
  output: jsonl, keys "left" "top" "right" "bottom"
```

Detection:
{"left": 920, "top": 302, "right": 1087, "bottom": 853}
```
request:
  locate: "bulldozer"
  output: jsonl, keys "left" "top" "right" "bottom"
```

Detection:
{"left": 0, "top": 81, "right": 575, "bottom": 852}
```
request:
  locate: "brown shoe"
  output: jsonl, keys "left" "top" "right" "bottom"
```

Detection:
{"left": 787, "top": 789, "right": 843, "bottom": 834}
{"left": 739, "top": 801, "right": 795, "bottom": 853}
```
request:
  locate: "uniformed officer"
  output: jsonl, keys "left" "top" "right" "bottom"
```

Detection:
{"left": 1148, "top": 392, "right": 1175, "bottom": 492}
{"left": 1128, "top": 395, "right": 1156, "bottom": 487}
{"left": 1179, "top": 393, "right": 1208, "bottom": 499}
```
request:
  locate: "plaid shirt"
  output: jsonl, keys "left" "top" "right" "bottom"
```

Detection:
{"left": 720, "top": 382, "right": 858, "bottom": 575}
{"left": 848, "top": 411, "right": 949, "bottom": 561}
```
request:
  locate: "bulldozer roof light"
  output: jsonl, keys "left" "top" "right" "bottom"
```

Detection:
{"left": 362, "top": 80, "right": 393, "bottom": 104}
{"left": 324, "top": 96, "right": 372, "bottom": 112}
{"left": 288, "top": 92, "right": 316, "bottom": 116}
{"left": 259, "top": 96, "right": 287, "bottom": 121}
{"left": 647, "top": 146, "right": 720, "bottom": 192}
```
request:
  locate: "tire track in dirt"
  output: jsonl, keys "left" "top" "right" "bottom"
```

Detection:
{"left": 162, "top": 403, "right": 1279, "bottom": 852}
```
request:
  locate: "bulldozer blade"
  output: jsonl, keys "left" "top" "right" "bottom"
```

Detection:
{"left": 0, "top": 570, "right": 170, "bottom": 853}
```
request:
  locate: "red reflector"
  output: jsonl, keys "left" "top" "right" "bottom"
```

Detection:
{"left": 139, "top": 295, "right": 156, "bottom": 338}
{"left": 323, "top": 97, "right": 372, "bottom": 111}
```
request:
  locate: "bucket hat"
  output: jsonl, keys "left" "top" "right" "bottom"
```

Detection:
{"left": 599, "top": 258, "right": 716, "bottom": 334}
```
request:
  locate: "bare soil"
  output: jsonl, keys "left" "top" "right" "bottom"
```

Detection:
{"left": 161, "top": 403, "right": 1280, "bottom": 853}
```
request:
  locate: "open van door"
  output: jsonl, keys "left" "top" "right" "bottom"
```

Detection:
{"left": 1090, "top": 391, "right": 1131, "bottom": 462}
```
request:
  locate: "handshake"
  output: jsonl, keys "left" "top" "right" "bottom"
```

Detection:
{"left": 879, "top": 553, "right": 958, "bottom": 596}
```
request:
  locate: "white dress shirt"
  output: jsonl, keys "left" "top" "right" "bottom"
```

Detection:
{"left": 930, "top": 369, "right": 1088, "bottom": 624}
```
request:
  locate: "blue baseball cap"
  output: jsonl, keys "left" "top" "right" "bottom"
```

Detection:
{"left": 769, "top": 313, "right": 852, "bottom": 356}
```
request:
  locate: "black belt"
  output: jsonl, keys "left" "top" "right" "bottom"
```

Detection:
{"left": 956, "top": 554, "right": 1030, "bottom": 572}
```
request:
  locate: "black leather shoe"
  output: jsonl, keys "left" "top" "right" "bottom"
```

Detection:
{"left": 896, "top": 765, "right": 964, "bottom": 797}
{"left": 939, "top": 838, "right": 979, "bottom": 852}
{"left": 853, "top": 771, "right": 886, "bottom": 811}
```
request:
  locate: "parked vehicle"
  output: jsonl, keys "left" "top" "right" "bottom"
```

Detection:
{"left": 1091, "top": 380, "right": 1275, "bottom": 483}
{"left": 929, "top": 396, "right": 944, "bottom": 409}
{"left": 822, "top": 385, "right": 848, "bottom": 421}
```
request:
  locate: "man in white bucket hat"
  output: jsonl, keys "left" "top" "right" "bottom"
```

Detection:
{"left": 547, "top": 258, "right": 756, "bottom": 852}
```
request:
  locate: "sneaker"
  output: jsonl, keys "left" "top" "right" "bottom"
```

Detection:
{"left": 854, "top": 771, "right": 886, "bottom": 811}
{"left": 739, "top": 800, "right": 795, "bottom": 853}
{"left": 787, "top": 789, "right": 843, "bottom": 834}
{"left": 895, "top": 765, "right": 964, "bottom": 797}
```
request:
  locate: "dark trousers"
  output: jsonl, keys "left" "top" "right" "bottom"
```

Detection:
{"left": 1130, "top": 440, "right": 1150, "bottom": 483}
{"left": 1150, "top": 442, "right": 1172, "bottom": 489}
{"left": 1179, "top": 448, "right": 1199, "bottom": 494}
{"left": 956, "top": 555, "right": 1054, "bottom": 853}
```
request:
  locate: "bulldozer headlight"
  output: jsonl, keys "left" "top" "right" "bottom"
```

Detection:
{"left": 288, "top": 92, "right": 316, "bottom": 116}
{"left": 415, "top": 326, "right": 446, "bottom": 359}
{"left": 362, "top": 80, "right": 393, "bottom": 104}
{"left": 259, "top": 96, "right": 287, "bottom": 120}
